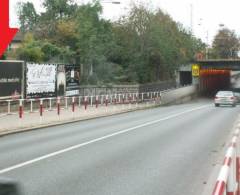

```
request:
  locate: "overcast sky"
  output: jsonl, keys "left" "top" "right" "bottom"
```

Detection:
{"left": 9, "top": 0, "right": 240, "bottom": 44}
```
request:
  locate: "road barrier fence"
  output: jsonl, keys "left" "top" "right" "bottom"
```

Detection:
{"left": 0, "top": 85, "right": 197, "bottom": 119}
{"left": 213, "top": 128, "right": 240, "bottom": 195}
{"left": 0, "top": 92, "right": 162, "bottom": 118}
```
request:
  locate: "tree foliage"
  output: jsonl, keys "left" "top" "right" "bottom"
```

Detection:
{"left": 212, "top": 28, "right": 240, "bottom": 59}
{"left": 15, "top": 1, "right": 204, "bottom": 84}
{"left": 17, "top": 2, "right": 39, "bottom": 32}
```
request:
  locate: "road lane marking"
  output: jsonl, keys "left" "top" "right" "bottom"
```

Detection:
{"left": 0, "top": 104, "right": 210, "bottom": 174}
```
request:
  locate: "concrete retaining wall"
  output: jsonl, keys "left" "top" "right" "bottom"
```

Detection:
{"left": 79, "top": 81, "right": 176, "bottom": 96}
{"left": 161, "top": 85, "right": 198, "bottom": 105}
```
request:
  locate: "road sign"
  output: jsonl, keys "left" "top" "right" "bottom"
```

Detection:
{"left": 192, "top": 64, "right": 200, "bottom": 77}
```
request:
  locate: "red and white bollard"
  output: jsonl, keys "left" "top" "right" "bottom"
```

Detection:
{"left": 101, "top": 95, "right": 104, "bottom": 106}
{"left": 96, "top": 96, "right": 99, "bottom": 108}
{"left": 72, "top": 97, "right": 75, "bottom": 113}
{"left": 19, "top": 99, "right": 23, "bottom": 119}
{"left": 84, "top": 96, "right": 88, "bottom": 110}
{"left": 40, "top": 99, "right": 43, "bottom": 117}
{"left": 105, "top": 95, "right": 109, "bottom": 107}
{"left": 39, "top": 99, "right": 44, "bottom": 123}
{"left": 57, "top": 97, "right": 61, "bottom": 116}
{"left": 213, "top": 128, "right": 240, "bottom": 195}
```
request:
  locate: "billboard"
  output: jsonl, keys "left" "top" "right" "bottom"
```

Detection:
{"left": 56, "top": 65, "right": 66, "bottom": 96}
{"left": 26, "top": 63, "right": 57, "bottom": 97}
{"left": 0, "top": 61, "right": 24, "bottom": 98}
{"left": 65, "top": 64, "right": 80, "bottom": 96}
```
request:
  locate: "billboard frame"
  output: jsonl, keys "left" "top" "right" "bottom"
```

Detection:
{"left": 0, "top": 60, "right": 25, "bottom": 100}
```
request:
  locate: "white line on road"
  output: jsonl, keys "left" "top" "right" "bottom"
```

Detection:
{"left": 0, "top": 104, "right": 210, "bottom": 175}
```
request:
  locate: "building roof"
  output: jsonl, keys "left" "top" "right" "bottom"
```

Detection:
{"left": 12, "top": 32, "right": 24, "bottom": 42}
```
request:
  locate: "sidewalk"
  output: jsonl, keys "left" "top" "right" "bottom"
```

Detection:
{"left": 0, "top": 101, "right": 158, "bottom": 136}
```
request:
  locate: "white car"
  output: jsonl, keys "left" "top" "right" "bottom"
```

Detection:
{"left": 214, "top": 91, "right": 237, "bottom": 107}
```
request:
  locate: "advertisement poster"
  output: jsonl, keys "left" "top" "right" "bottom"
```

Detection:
{"left": 0, "top": 61, "right": 23, "bottom": 98}
{"left": 65, "top": 64, "right": 80, "bottom": 96}
{"left": 56, "top": 65, "right": 66, "bottom": 96}
{"left": 26, "top": 63, "right": 56, "bottom": 97}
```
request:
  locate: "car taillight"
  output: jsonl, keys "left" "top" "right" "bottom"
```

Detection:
{"left": 215, "top": 96, "right": 218, "bottom": 99}
{"left": 230, "top": 96, "right": 235, "bottom": 100}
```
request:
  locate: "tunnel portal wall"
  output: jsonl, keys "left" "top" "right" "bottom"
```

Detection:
{"left": 200, "top": 69, "right": 230, "bottom": 96}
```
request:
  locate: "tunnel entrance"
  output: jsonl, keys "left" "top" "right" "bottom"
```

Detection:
{"left": 199, "top": 69, "right": 231, "bottom": 96}
{"left": 193, "top": 59, "right": 240, "bottom": 97}
{"left": 179, "top": 71, "right": 192, "bottom": 86}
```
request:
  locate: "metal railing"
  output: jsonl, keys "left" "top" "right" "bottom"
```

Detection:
{"left": 0, "top": 91, "right": 162, "bottom": 118}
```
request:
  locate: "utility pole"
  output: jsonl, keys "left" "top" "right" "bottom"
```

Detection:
{"left": 190, "top": 4, "right": 193, "bottom": 33}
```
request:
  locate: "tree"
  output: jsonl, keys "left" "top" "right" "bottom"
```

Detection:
{"left": 42, "top": 0, "right": 76, "bottom": 19}
{"left": 112, "top": 5, "right": 204, "bottom": 83}
{"left": 212, "top": 28, "right": 240, "bottom": 59}
{"left": 16, "top": 33, "right": 44, "bottom": 62}
{"left": 75, "top": 2, "right": 120, "bottom": 84}
{"left": 17, "top": 2, "right": 39, "bottom": 32}
{"left": 16, "top": 1, "right": 204, "bottom": 84}
{"left": 16, "top": 33, "right": 72, "bottom": 63}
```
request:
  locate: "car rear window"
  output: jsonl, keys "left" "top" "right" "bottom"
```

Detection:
{"left": 217, "top": 91, "right": 233, "bottom": 96}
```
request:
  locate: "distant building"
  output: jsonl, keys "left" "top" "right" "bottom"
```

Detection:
{"left": 7, "top": 32, "right": 24, "bottom": 60}
{"left": 8, "top": 32, "right": 24, "bottom": 51}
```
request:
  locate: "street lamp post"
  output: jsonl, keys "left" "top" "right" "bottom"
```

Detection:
{"left": 198, "top": 19, "right": 209, "bottom": 59}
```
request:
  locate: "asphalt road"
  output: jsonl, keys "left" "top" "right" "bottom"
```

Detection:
{"left": 0, "top": 99, "right": 239, "bottom": 195}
